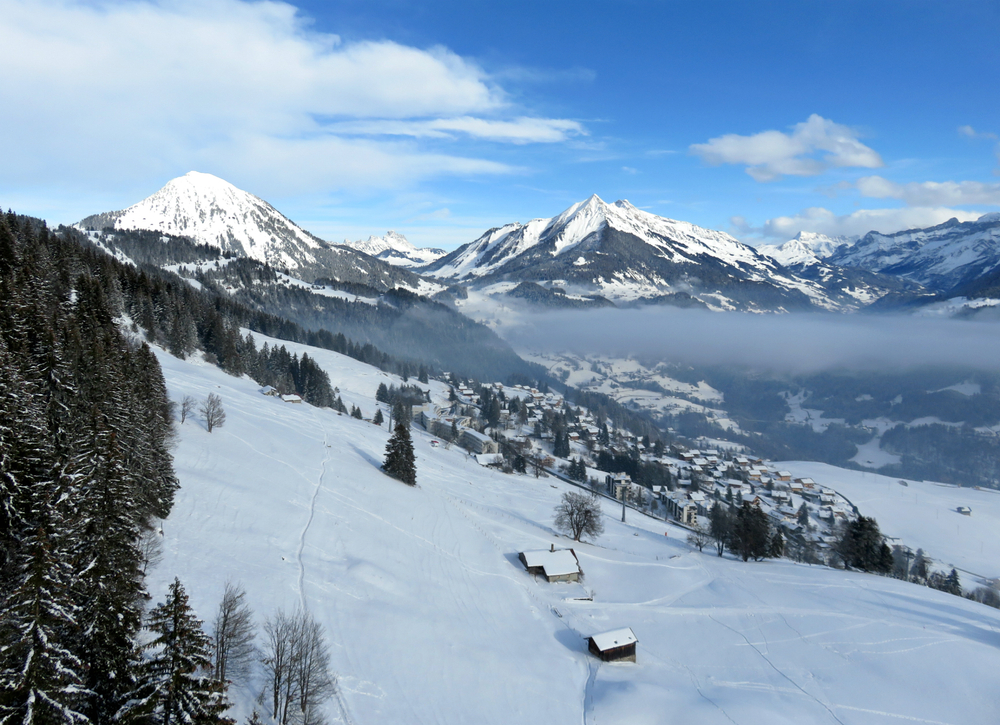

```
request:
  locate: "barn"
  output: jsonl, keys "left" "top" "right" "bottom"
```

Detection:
{"left": 588, "top": 627, "right": 637, "bottom": 662}
{"left": 518, "top": 547, "right": 582, "bottom": 583}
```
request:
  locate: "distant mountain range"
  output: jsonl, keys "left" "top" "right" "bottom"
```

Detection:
{"left": 419, "top": 195, "right": 892, "bottom": 312}
{"left": 828, "top": 213, "right": 1000, "bottom": 296}
{"left": 340, "top": 230, "right": 446, "bottom": 268}
{"left": 76, "top": 172, "right": 1000, "bottom": 315}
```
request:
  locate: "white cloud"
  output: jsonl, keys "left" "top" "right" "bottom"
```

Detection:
{"left": 744, "top": 205, "right": 984, "bottom": 241}
{"left": 0, "top": 0, "right": 577, "bottom": 197}
{"left": 958, "top": 125, "right": 998, "bottom": 140}
{"left": 855, "top": 176, "right": 1000, "bottom": 207}
{"left": 690, "top": 114, "right": 883, "bottom": 181}
{"left": 327, "top": 117, "right": 585, "bottom": 144}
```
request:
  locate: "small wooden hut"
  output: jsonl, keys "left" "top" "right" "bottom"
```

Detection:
{"left": 588, "top": 627, "right": 637, "bottom": 662}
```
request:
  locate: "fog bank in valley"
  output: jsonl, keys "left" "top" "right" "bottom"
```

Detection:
{"left": 504, "top": 307, "right": 1000, "bottom": 373}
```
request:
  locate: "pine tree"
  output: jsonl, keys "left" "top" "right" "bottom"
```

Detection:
{"left": 350, "top": 405, "right": 363, "bottom": 420}
{"left": 0, "top": 496, "right": 90, "bottom": 725}
{"left": 375, "top": 383, "right": 389, "bottom": 404}
{"left": 731, "top": 501, "right": 770, "bottom": 562}
{"left": 944, "top": 568, "right": 962, "bottom": 596}
{"left": 141, "top": 579, "right": 231, "bottom": 725}
{"left": 383, "top": 423, "right": 416, "bottom": 486}
{"left": 769, "top": 531, "right": 785, "bottom": 558}
{"left": 837, "top": 516, "right": 892, "bottom": 573}
{"left": 372, "top": 409, "right": 384, "bottom": 426}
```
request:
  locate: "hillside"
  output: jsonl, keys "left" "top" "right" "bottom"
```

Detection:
{"left": 150, "top": 333, "right": 1000, "bottom": 725}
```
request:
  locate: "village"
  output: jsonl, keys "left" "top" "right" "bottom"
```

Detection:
{"left": 395, "top": 376, "right": 861, "bottom": 568}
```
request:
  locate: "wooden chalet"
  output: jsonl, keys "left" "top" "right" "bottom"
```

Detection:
{"left": 519, "top": 547, "right": 582, "bottom": 583}
{"left": 588, "top": 627, "right": 637, "bottom": 662}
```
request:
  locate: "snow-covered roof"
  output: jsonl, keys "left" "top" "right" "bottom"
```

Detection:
{"left": 463, "top": 429, "right": 493, "bottom": 444}
{"left": 521, "top": 549, "right": 581, "bottom": 577}
{"left": 475, "top": 453, "right": 504, "bottom": 466}
{"left": 281, "top": 394, "right": 302, "bottom": 403}
{"left": 590, "top": 627, "right": 637, "bottom": 651}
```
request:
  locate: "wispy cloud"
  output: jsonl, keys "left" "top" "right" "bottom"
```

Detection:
{"left": 855, "top": 176, "right": 1000, "bottom": 207}
{"left": 326, "top": 117, "right": 586, "bottom": 144}
{"left": 735, "top": 205, "right": 983, "bottom": 241}
{"left": 0, "top": 0, "right": 582, "bottom": 197}
{"left": 958, "top": 125, "right": 998, "bottom": 141}
{"left": 690, "top": 114, "right": 883, "bottom": 182}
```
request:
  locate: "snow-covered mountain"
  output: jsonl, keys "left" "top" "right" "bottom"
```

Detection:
{"left": 828, "top": 213, "right": 1000, "bottom": 294}
{"left": 77, "top": 172, "right": 427, "bottom": 290}
{"left": 757, "top": 231, "right": 854, "bottom": 268}
{"left": 78, "top": 171, "right": 328, "bottom": 270}
{"left": 340, "top": 231, "right": 446, "bottom": 268}
{"left": 421, "top": 195, "right": 871, "bottom": 311}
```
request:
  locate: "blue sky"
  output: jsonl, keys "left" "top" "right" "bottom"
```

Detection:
{"left": 2, "top": 0, "right": 999, "bottom": 249}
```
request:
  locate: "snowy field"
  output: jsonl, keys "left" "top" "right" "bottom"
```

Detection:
{"left": 151, "top": 342, "right": 1000, "bottom": 725}
{"left": 775, "top": 462, "right": 1000, "bottom": 582}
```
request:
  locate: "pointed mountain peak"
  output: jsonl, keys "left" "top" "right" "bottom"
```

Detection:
{"left": 77, "top": 172, "right": 326, "bottom": 268}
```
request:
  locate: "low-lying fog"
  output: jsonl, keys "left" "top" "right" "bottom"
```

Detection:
{"left": 503, "top": 307, "right": 1000, "bottom": 373}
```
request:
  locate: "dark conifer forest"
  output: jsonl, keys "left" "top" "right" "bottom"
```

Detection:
{"left": 0, "top": 211, "right": 178, "bottom": 723}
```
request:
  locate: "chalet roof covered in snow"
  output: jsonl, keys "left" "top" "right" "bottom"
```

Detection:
{"left": 590, "top": 627, "right": 637, "bottom": 652}
{"left": 520, "top": 549, "right": 581, "bottom": 578}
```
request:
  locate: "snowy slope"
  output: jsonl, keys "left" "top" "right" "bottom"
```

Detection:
{"left": 150, "top": 335, "right": 1000, "bottom": 725}
{"left": 422, "top": 196, "right": 872, "bottom": 311}
{"left": 774, "top": 461, "right": 1000, "bottom": 580}
{"left": 829, "top": 213, "right": 1000, "bottom": 293}
{"left": 340, "top": 231, "right": 446, "bottom": 268}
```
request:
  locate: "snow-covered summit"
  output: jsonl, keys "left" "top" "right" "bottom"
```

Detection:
{"left": 421, "top": 195, "right": 858, "bottom": 311}
{"left": 340, "top": 231, "right": 446, "bottom": 268}
{"left": 758, "top": 232, "right": 855, "bottom": 268}
{"left": 78, "top": 171, "right": 329, "bottom": 271}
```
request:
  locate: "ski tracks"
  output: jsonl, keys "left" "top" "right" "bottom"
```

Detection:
{"left": 297, "top": 426, "right": 331, "bottom": 609}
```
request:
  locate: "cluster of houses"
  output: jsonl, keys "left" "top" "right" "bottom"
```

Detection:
{"left": 649, "top": 445, "right": 859, "bottom": 556}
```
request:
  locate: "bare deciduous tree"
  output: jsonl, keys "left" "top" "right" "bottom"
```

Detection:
{"left": 180, "top": 395, "right": 196, "bottom": 424}
{"left": 262, "top": 609, "right": 334, "bottom": 725}
{"left": 138, "top": 521, "right": 164, "bottom": 576}
{"left": 214, "top": 581, "right": 257, "bottom": 688}
{"left": 553, "top": 491, "right": 605, "bottom": 542}
{"left": 686, "top": 525, "right": 711, "bottom": 553}
{"left": 201, "top": 393, "right": 226, "bottom": 433}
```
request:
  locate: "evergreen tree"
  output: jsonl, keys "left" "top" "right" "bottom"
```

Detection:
{"left": 141, "top": 579, "right": 230, "bottom": 725}
{"left": 944, "top": 568, "right": 962, "bottom": 596}
{"left": 769, "top": 531, "right": 785, "bottom": 558}
{"left": 382, "top": 423, "right": 416, "bottom": 486}
{"left": 376, "top": 383, "right": 389, "bottom": 403}
{"left": 911, "top": 548, "right": 929, "bottom": 582}
{"left": 0, "top": 496, "right": 90, "bottom": 725}
{"left": 350, "top": 405, "right": 363, "bottom": 420}
{"left": 837, "top": 516, "right": 892, "bottom": 573}
{"left": 372, "top": 409, "right": 384, "bottom": 426}
{"left": 796, "top": 502, "right": 810, "bottom": 527}
{"left": 731, "top": 501, "right": 771, "bottom": 562}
